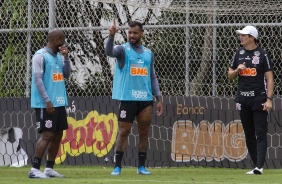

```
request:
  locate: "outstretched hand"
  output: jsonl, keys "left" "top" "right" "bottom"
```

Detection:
{"left": 109, "top": 18, "right": 118, "bottom": 38}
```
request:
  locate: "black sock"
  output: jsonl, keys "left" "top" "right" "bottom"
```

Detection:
{"left": 32, "top": 157, "right": 42, "bottom": 170}
{"left": 138, "top": 152, "right": 147, "bottom": 168}
{"left": 46, "top": 160, "right": 55, "bottom": 169}
{"left": 114, "top": 151, "right": 124, "bottom": 168}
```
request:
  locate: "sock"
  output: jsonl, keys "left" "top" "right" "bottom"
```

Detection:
{"left": 138, "top": 152, "right": 147, "bottom": 168}
{"left": 46, "top": 160, "right": 55, "bottom": 169}
{"left": 114, "top": 151, "right": 124, "bottom": 168}
{"left": 32, "top": 157, "right": 42, "bottom": 170}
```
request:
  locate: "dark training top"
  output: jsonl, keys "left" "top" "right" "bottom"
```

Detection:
{"left": 230, "top": 46, "right": 273, "bottom": 96}
{"left": 105, "top": 37, "right": 161, "bottom": 97}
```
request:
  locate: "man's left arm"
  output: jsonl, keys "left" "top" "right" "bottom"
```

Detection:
{"left": 264, "top": 52, "right": 274, "bottom": 111}
{"left": 59, "top": 46, "right": 71, "bottom": 79}
{"left": 150, "top": 53, "right": 163, "bottom": 116}
{"left": 265, "top": 71, "right": 274, "bottom": 100}
{"left": 63, "top": 56, "right": 71, "bottom": 79}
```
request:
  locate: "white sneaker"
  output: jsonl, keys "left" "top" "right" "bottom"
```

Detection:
{"left": 253, "top": 167, "right": 263, "bottom": 174}
{"left": 44, "top": 168, "right": 65, "bottom": 178}
{"left": 28, "top": 168, "right": 50, "bottom": 178}
{"left": 246, "top": 167, "right": 263, "bottom": 175}
{"left": 246, "top": 168, "right": 255, "bottom": 175}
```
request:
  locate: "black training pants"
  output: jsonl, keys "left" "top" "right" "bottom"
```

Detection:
{"left": 236, "top": 94, "right": 268, "bottom": 168}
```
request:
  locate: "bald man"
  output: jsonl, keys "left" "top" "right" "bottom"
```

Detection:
{"left": 29, "top": 29, "right": 71, "bottom": 178}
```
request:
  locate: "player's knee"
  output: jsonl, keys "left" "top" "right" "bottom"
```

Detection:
{"left": 41, "top": 131, "right": 55, "bottom": 142}
{"left": 119, "top": 128, "right": 131, "bottom": 137}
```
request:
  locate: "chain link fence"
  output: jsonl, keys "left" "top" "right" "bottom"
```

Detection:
{"left": 0, "top": 0, "right": 282, "bottom": 98}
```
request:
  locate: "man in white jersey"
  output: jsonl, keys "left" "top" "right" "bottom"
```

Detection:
{"left": 105, "top": 20, "right": 163, "bottom": 175}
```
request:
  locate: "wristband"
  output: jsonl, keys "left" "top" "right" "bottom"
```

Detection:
{"left": 267, "top": 96, "right": 272, "bottom": 101}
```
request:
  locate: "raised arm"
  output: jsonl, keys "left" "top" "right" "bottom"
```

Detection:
{"left": 105, "top": 19, "right": 126, "bottom": 69}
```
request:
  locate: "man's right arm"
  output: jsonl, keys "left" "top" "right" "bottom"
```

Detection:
{"left": 105, "top": 37, "right": 125, "bottom": 69}
{"left": 228, "top": 67, "right": 239, "bottom": 80}
{"left": 228, "top": 52, "right": 239, "bottom": 80}
{"left": 32, "top": 54, "right": 50, "bottom": 103}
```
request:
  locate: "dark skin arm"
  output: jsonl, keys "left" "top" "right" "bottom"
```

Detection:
{"left": 155, "top": 96, "right": 163, "bottom": 116}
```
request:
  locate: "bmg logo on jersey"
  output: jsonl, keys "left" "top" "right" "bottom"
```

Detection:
{"left": 132, "top": 90, "right": 147, "bottom": 99}
{"left": 239, "top": 68, "right": 257, "bottom": 76}
{"left": 53, "top": 73, "right": 64, "bottom": 82}
{"left": 130, "top": 67, "right": 148, "bottom": 76}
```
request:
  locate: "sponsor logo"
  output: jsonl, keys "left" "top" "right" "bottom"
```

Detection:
{"left": 130, "top": 67, "right": 148, "bottom": 76}
{"left": 36, "top": 122, "right": 41, "bottom": 130}
{"left": 53, "top": 73, "right": 64, "bottom": 82}
{"left": 56, "top": 96, "right": 65, "bottom": 105}
{"left": 120, "top": 110, "right": 126, "bottom": 119}
{"left": 137, "top": 59, "right": 144, "bottom": 64}
{"left": 132, "top": 90, "right": 148, "bottom": 99}
{"left": 240, "top": 91, "right": 255, "bottom": 97}
{"left": 171, "top": 120, "right": 247, "bottom": 162}
{"left": 245, "top": 56, "right": 251, "bottom": 60}
{"left": 252, "top": 56, "right": 260, "bottom": 65}
{"left": 236, "top": 103, "right": 241, "bottom": 111}
{"left": 45, "top": 120, "right": 52, "bottom": 128}
{"left": 239, "top": 50, "right": 245, "bottom": 54}
{"left": 254, "top": 51, "right": 260, "bottom": 56}
{"left": 239, "top": 58, "right": 244, "bottom": 60}
{"left": 176, "top": 104, "right": 205, "bottom": 115}
{"left": 239, "top": 68, "right": 257, "bottom": 76}
{"left": 55, "top": 110, "right": 118, "bottom": 164}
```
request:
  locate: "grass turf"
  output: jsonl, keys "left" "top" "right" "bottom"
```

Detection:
{"left": 0, "top": 165, "right": 282, "bottom": 184}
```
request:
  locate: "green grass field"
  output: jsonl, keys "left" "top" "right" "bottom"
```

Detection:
{"left": 0, "top": 165, "right": 282, "bottom": 184}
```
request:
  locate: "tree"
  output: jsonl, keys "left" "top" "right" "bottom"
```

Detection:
{"left": 0, "top": 0, "right": 28, "bottom": 97}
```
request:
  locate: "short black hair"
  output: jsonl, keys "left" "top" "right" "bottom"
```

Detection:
{"left": 128, "top": 21, "right": 144, "bottom": 31}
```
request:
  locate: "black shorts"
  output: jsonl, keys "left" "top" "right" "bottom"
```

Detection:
{"left": 35, "top": 106, "right": 68, "bottom": 133}
{"left": 118, "top": 101, "right": 154, "bottom": 122}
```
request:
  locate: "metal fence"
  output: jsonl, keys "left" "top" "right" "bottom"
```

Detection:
{"left": 1, "top": 0, "right": 282, "bottom": 169}
{"left": 1, "top": 0, "right": 282, "bottom": 98}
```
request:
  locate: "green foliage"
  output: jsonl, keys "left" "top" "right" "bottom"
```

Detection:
{"left": 0, "top": 0, "right": 48, "bottom": 97}
{"left": 142, "top": 11, "right": 187, "bottom": 96}
{"left": 0, "top": 43, "right": 26, "bottom": 97}
{"left": 0, "top": 0, "right": 28, "bottom": 97}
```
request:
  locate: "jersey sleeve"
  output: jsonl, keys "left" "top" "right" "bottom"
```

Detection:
{"left": 263, "top": 51, "right": 273, "bottom": 72}
{"left": 229, "top": 51, "right": 238, "bottom": 70}
{"left": 32, "top": 54, "right": 51, "bottom": 103}
{"left": 150, "top": 53, "right": 161, "bottom": 97}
